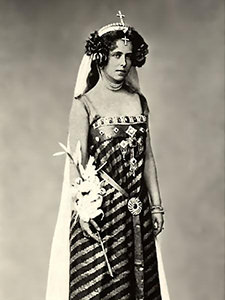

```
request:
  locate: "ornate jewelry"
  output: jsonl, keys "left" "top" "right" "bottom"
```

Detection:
{"left": 128, "top": 136, "right": 137, "bottom": 147}
{"left": 98, "top": 11, "right": 130, "bottom": 45}
{"left": 130, "top": 156, "right": 138, "bottom": 176}
{"left": 122, "top": 35, "right": 129, "bottom": 46}
{"left": 120, "top": 140, "right": 129, "bottom": 160}
{"left": 101, "top": 72, "right": 124, "bottom": 91}
{"left": 127, "top": 197, "right": 142, "bottom": 215}
{"left": 92, "top": 115, "right": 147, "bottom": 129}
{"left": 98, "top": 22, "right": 128, "bottom": 37}
{"left": 151, "top": 205, "right": 165, "bottom": 214}
{"left": 137, "top": 136, "right": 144, "bottom": 154}
{"left": 116, "top": 10, "right": 125, "bottom": 25}
{"left": 126, "top": 125, "right": 137, "bottom": 137}
{"left": 98, "top": 11, "right": 128, "bottom": 36}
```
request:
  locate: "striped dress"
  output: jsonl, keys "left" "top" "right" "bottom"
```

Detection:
{"left": 69, "top": 94, "right": 162, "bottom": 300}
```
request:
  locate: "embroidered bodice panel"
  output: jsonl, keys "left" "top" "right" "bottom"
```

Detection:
{"left": 89, "top": 115, "right": 148, "bottom": 181}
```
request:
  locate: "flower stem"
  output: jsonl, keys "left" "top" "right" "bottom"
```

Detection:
{"left": 96, "top": 161, "right": 107, "bottom": 172}
{"left": 71, "top": 212, "right": 78, "bottom": 229}
{"left": 97, "top": 232, "right": 114, "bottom": 278}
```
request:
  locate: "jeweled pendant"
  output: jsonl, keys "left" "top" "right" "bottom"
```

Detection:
{"left": 137, "top": 137, "right": 144, "bottom": 154}
{"left": 130, "top": 157, "right": 137, "bottom": 176}
{"left": 120, "top": 140, "right": 128, "bottom": 160}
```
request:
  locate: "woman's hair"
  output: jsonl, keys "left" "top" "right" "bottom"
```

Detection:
{"left": 85, "top": 27, "right": 148, "bottom": 68}
{"left": 84, "top": 27, "right": 149, "bottom": 92}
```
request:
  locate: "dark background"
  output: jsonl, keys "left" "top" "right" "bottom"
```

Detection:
{"left": 0, "top": 1, "right": 224, "bottom": 299}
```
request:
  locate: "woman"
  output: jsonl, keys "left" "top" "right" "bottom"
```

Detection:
{"left": 46, "top": 12, "right": 169, "bottom": 300}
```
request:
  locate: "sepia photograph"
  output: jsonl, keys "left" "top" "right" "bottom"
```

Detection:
{"left": 0, "top": 1, "right": 224, "bottom": 300}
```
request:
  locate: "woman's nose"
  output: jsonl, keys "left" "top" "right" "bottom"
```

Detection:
{"left": 120, "top": 55, "right": 127, "bottom": 67}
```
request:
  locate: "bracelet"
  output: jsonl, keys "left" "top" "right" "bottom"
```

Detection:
{"left": 150, "top": 205, "right": 165, "bottom": 214}
{"left": 151, "top": 205, "right": 164, "bottom": 210}
{"left": 151, "top": 210, "right": 165, "bottom": 215}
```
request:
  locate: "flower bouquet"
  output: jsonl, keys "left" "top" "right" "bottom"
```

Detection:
{"left": 53, "top": 141, "right": 113, "bottom": 277}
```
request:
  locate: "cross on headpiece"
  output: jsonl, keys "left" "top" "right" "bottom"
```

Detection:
{"left": 116, "top": 10, "right": 129, "bottom": 45}
{"left": 116, "top": 10, "right": 125, "bottom": 26}
{"left": 122, "top": 36, "right": 129, "bottom": 46}
{"left": 98, "top": 11, "right": 130, "bottom": 45}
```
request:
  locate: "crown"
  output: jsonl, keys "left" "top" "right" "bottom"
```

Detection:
{"left": 98, "top": 11, "right": 129, "bottom": 37}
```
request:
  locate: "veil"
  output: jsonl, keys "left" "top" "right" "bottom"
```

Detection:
{"left": 46, "top": 52, "right": 170, "bottom": 300}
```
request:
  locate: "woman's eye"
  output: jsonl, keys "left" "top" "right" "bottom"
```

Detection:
{"left": 112, "top": 53, "right": 121, "bottom": 59}
{"left": 126, "top": 54, "right": 132, "bottom": 60}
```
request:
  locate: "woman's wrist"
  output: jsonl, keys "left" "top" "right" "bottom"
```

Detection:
{"left": 150, "top": 204, "right": 165, "bottom": 215}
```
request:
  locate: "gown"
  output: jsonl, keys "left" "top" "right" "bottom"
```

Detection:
{"left": 69, "top": 94, "right": 162, "bottom": 300}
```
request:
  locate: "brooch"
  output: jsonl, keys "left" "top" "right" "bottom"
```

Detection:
{"left": 127, "top": 197, "right": 142, "bottom": 215}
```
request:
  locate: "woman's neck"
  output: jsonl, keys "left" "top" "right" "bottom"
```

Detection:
{"left": 99, "top": 72, "right": 124, "bottom": 91}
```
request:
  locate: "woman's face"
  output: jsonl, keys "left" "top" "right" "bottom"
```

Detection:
{"left": 102, "top": 39, "right": 133, "bottom": 83}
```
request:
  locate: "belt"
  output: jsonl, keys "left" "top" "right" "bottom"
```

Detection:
{"left": 99, "top": 170, "right": 142, "bottom": 216}
{"left": 99, "top": 170, "right": 129, "bottom": 197}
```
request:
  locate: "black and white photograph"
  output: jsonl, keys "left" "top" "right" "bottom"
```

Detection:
{"left": 0, "top": 1, "right": 224, "bottom": 300}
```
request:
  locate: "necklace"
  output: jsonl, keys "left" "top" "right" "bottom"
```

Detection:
{"left": 100, "top": 72, "right": 124, "bottom": 91}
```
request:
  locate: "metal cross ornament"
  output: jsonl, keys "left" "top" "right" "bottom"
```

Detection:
{"left": 116, "top": 10, "right": 125, "bottom": 25}
{"left": 116, "top": 10, "right": 130, "bottom": 45}
{"left": 122, "top": 35, "right": 129, "bottom": 45}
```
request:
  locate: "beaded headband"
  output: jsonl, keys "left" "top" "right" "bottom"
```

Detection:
{"left": 98, "top": 10, "right": 130, "bottom": 45}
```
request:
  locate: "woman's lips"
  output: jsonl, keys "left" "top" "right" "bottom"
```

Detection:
{"left": 116, "top": 70, "right": 126, "bottom": 74}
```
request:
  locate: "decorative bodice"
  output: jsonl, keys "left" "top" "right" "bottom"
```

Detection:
{"left": 90, "top": 114, "right": 147, "bottom": 143}
{"left": 89, "top": 114, "right": 148, "bottom": 188}
{"left": 78, "top": 94, "right": 149, "bottom": 189}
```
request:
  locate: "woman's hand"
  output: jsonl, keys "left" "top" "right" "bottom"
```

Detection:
{"left": 152, "top": 213, "right": 164, "bottom": 236}
{"left": 79, "top": 218, "right": 100, "bottom": 242}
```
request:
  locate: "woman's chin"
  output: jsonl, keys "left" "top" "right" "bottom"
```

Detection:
{"left": 114, "top": 74, "right": 126, "bottom": 82}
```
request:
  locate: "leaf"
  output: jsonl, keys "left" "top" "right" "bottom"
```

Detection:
{"left": 53, "top": 151, "right": 65, "bottom": 156}
{"left": 79, "top": 164, "right": 85, "bottom": 178}
{"left": 86, "top": 156, "right": 95, "bottom": 171}
{"left": 58, "top": 142, "right": 69, "bottom": 152}
{"left": 58, "top": 142, "right": 74, "bottom": 163}
{"left": 75, "top": 141, "right": 82, "bottom": 165}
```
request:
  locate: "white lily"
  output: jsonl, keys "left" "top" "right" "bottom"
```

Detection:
{"left": 53, "top": 140, "right": 113, "bottom": 277}
{"left": 74, "top": 195, "right": 104, "bottom": 222}
{"left": 54, "top": 141, "right": 104, "bottom": 222}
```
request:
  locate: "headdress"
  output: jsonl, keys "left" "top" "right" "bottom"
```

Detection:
{"left": 98, "top": 10, "right": 129, "bottom": 44}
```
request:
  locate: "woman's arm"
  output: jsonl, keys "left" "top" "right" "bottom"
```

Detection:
{"left": 144, "top": 113, "right": 164, "bottom": 235}
{"left": 144, "top": 133, "right": 161, "bottom": 206}
{"left": 68, "top": 98, "right": 100, "bottom": 240}
{"left": 68, "top": 99, "right": 89, "bottom": 186}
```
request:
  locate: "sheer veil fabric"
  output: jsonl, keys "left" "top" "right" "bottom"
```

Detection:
{"left": 45, "top": 54, "right": 170, "bottom": 300}
{"left": 45, "top": 139, "right": 71, "bottom": 300}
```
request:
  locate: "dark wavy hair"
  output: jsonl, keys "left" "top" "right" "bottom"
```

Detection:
{"left": 84, "top": 27, "right": 149, "bottom": 93}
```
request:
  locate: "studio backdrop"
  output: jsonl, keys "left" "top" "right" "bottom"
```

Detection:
{"left": 0, "top": 1, "right": 224, "bottom": 300}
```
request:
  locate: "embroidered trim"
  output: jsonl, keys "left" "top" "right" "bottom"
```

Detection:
{"left": 93, "top": 115, "right": 147, "bottom": 129}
